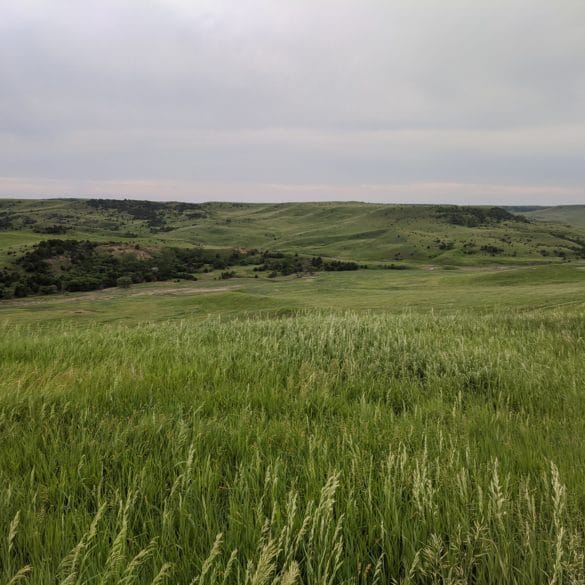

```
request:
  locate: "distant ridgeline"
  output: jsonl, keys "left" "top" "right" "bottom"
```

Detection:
{"left": 0, "top": 198, "right": 210, "bottom": 234}
{"left": 0, "top": 239, "right": 358, "bottom": 299}
{"left": 0, "top": 198, "right": 547, "bottom": 237}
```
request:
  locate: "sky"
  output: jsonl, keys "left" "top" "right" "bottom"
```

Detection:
{"left": 1, "top": 0, "right": 584, "bottom": 205}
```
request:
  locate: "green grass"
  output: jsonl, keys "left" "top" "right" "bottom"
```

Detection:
{"left": 2, "top": 199, "right": 585, "bottom": 265}
{"left": 2, "top": 265, "right": 585, "bottom": 326}
{"left": 1, "top": 199, "right": 585, "bottom": 582}
{"left": 517, "top": 205, "right": 585, "bottom": 229}
{"left": 1, "top": 265, "right": 585, "bottom": 583}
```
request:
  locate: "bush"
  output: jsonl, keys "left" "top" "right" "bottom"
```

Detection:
{"left": 116, "top": 276, "right": 133, "bottom": 289}
{"left": 39, "top": 284, "right": 59, "bottom": 295}
{"left": 13, "top": 282, "right": 28, "bottom": 298}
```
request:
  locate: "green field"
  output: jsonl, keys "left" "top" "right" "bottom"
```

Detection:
{"left": 1, "top": 201, "right": 585, "bottom": 584}
{"left": 509, "top": 205, "right": 585, "bottom": 229}
{"left": 1, "top": 264, "right": 585, "bottom": 325}
{"left": 2, "top": 199, "right": 585, "bottom": 265}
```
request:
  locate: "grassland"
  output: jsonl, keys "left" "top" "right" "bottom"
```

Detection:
{"left": 1, "top": 264, "right": 585, "bottom": 326}
{"left": 511, "top": 205, "right": 585, "bottom": 229}
{"left": 1, "top": 200, "right": 585, "bottom": 583}
{"left": 0, "top": 262, "right": 584, "bottom": 584}
{"left": 2, "top": 198, "right": 585, "bottom": 265}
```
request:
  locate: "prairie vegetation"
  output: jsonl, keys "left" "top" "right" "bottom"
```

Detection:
{"left": 0, "top": 239, "right": 358, "bottom": 299}
{"left": 1, "top": 200, "right": 584, "bottom": 583}
{"left": 2, "top": 199, "right": 585, "bottom": 267}
{"left": 1, "top": 307, "right": 584, "bottom": 583}
{"left": 2, "top": 198, "right": 585, "bottom": 301}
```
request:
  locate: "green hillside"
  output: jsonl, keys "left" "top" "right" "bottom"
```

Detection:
{"left": 2, "top": 198, "right": 585, "bottom": 266}
{"left": 507, "top": 205, "right": 585, "bottom": 229}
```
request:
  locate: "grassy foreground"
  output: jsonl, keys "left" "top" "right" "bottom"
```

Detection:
{"left": 1, "top": 307, "right": 584, "bottom": 584}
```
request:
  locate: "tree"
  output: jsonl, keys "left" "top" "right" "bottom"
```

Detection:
{"left": 13, "top": 283, "right": 28, "bottom": 298}
{"left": 116, "top": 276, "right": 133, "bottom": 289}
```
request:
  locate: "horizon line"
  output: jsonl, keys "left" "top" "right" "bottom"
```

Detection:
{"left": 0, "top": 194, "right": 579, "bottom": 208}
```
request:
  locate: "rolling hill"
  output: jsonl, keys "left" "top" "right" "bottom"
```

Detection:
{"left": 2, "top": 198, "right": 585, "bottom": 267}
{"left": 507, "top": 205, "right": 585, "bottom": 229}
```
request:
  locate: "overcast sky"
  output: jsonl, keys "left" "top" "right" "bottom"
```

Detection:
{"left": 1, "top": 0, "right": 584, "bottom": 204}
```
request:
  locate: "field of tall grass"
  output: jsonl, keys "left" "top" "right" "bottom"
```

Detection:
{"left": 1, "top": 309, "right": 584, "bottom": 584}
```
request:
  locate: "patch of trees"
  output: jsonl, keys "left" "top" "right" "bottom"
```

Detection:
{"left": 461, "top": 242, "right": 507, "bottom": 256}
{"left": 0, "top": 240, "right": 362, "bottom": 299}
{"left": 185, "top": 211, "right": 207, "bottom": 220}
{"left": 33, "top": 225, "right": 70, "bottom": 235}
{"left": 0, "top": 213, "right": 15, "bottom": 230}
{"left": 480, "top": 245, "right": 505, "bottom": 256}
{"left": 434, "top": 239, "right": 454, "bottom": 250}
{"left": 0, "top": 213, "right": 37, "bottom": 231}
{"left": 436, "top": 206, "right": 528, "bottom": 227}
{"left": 86, "top": 199, "right": 208, "bottom": 232}
{"left": 0, "top": 240, "right": 205, "bottom": 299}
{"left": 383, "top": 263, "right": 408, "bottom": 270}
{"left": 87, "top": 199, "right": 168, "bottom": 230}
{"left": 324, "top": 260, "right": 359, "bottom": 271}
{"left": 174, "top": 202, "right": 208, "bottom": 216}
{"left": 254, "top": 253, "right": 358, "bottom": 276}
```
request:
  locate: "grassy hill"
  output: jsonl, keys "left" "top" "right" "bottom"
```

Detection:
{"left": 2, "top": 198, "right": 585, "bottom": 267}
{"left": 507, "top": 205, "right": 585, "bottom": 229}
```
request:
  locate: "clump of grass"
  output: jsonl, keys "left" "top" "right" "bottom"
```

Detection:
{"left": 0, "top": 309, "right": 584, "bottom": 583}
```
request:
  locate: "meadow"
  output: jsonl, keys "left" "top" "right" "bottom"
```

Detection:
{"left": 1, "top": 263, "right": 585, "bottom": 584}
{"left": 2, "top": 199, "right": 585, "bottom": 266}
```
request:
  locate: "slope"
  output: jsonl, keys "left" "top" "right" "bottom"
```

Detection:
{"left": 1, "top": 199, "right": 585, "bottom": 265}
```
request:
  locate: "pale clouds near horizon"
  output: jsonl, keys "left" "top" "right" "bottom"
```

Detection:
{"left": 1, "top": 0, "right": 584, "bottom": 204}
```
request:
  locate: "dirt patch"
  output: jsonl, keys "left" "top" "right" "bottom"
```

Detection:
{"left": 46, "top": 255, "right": 72, "bottom": 270}
{"left": 0, "top": 285, "right": 242, "bottom": 307}
{"left": 97, "top": 244, "right": 154, "bottom": 260}
{"left": 130, "top": 285, "right": 242, "bottom": 297}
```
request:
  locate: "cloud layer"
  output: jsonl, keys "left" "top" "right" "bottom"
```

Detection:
{"left": 1, "top": 0, "right": 584, "bottom": 203}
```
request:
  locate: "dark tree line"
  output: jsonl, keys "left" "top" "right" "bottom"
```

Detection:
{"left": 0, "top": 240, "right": 360, "bottom": 299}
{"left": 254, "top": 254, "right": 358, "bottom": 276}
{"left": 436, "top": 206, "right": 528, "bottom": 228}
{"left": 86, "top": 199, "right": 209, "bottom": 231}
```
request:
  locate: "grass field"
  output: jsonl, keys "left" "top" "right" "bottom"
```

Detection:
{"left": 2, "top": 199, "right": 585, "bottom": 265}
{"left": 515, "top": 205, "right": 585, "bottom": 229}
{"left": 1, "top": 262, "right": 585, "bottom": 584}
{"left": 2, "top": 264, "right": 585, "bottom": 325}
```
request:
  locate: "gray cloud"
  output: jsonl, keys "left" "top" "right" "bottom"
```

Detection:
{"left": 0, "top": 0, "right": 584, "bottom": 203}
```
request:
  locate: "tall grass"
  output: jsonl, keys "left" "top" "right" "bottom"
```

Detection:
{"left": 1, "top": 309, "right": 584, "bottom": 583}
